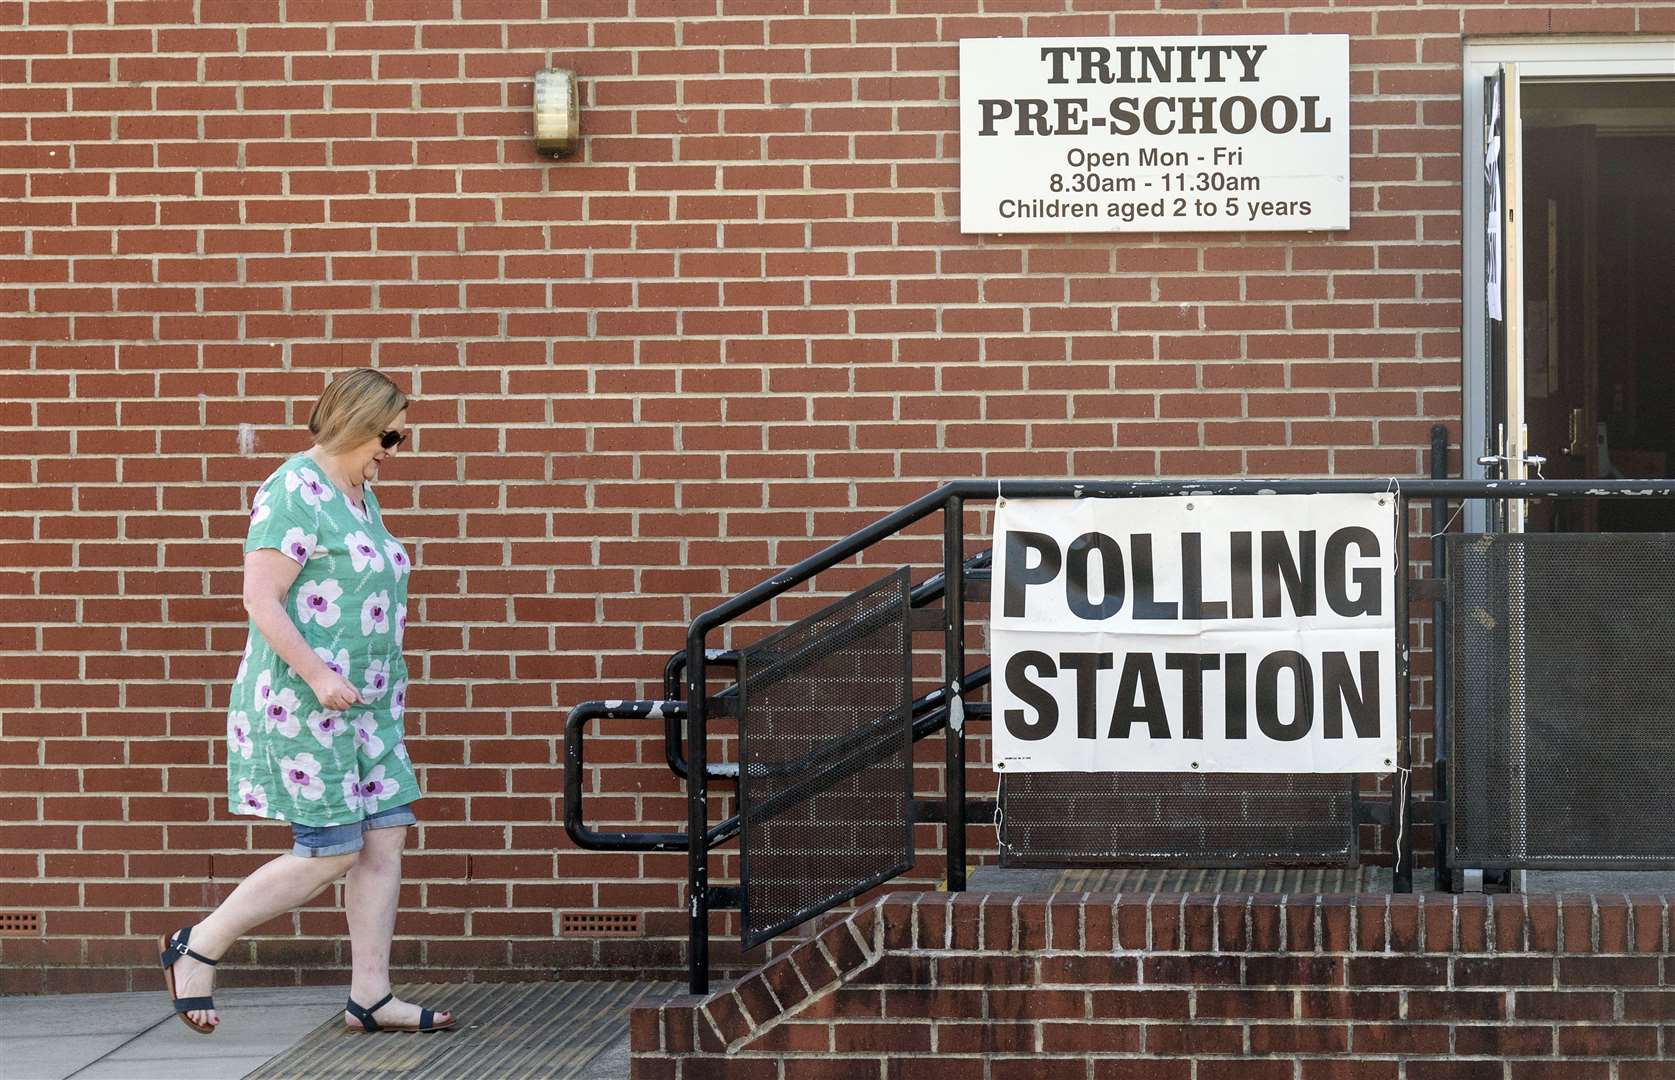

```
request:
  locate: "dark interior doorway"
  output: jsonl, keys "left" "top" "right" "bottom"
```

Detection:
{"left": 1517, "top": 81, "right": 1675, "bottom": 532}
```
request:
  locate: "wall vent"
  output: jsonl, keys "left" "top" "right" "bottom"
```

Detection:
{"left": 560, "top": 911, "right": 642, "bottom": 938}
{"left": 0, "top": 912, "right": 40, "bottom": 936}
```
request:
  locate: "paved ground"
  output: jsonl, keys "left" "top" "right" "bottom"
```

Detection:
{"left": 0, "top": 983, "right": 641, "bottom": 1080}
{"left": 4, "top": 986, "right": 349, "bottom": 1080}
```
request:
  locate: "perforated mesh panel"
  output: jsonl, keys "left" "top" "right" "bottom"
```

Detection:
{"left": 737, "top": 568, "right": 914, "bottom": 948}
{"left": 998, "top": 772, "right": 1356, "bottom": 867}
{"left": 1449, "top": 533, "right": 1675, "bottom": 867}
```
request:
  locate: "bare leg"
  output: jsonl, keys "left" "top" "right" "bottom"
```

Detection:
{"left": 343, "top": 825, "right": 451, "bottom": 1029}
{"left": 169, "top": 850, "right": 358, "bottom": 1028}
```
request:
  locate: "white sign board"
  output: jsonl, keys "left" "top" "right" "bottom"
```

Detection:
{"left": 959, "top": 36, "right": 1350, "bottom": 233}
{"left": 990, "top": 495, "right": 1396, "bottom": 774}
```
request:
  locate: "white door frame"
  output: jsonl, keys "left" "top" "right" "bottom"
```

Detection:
{"left": 1461, "top": 38, "right": 1675, "bottom": 496}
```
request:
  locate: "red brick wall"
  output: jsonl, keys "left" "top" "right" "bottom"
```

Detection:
{"left": 635, "top": 891, "right": 1675, "bottom": 1078}
{"left": 3, "top": 1, "right": 1673, "bottom": 992}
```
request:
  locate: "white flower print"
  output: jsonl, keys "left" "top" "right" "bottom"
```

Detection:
{"left": 361, "top": 591, "right": 391, "bottom": 635}
{"left": 312, "top": 647, "right": 351, "bottom": 683}
{"left": 279, "top": 526, "right": 318, "bottom": 566}
{"left": 394, "top": 603, "right": 407, "bottom": 647}
{"left": 383, "top": 539, "right": 410, "bottom": 579}
{"left": 345, "top": 530, "right": 384, "bottom": 573}
{"left": 306, "top": 709, "right": 347, "bottom": 749}
{"left": 297, "top": 579, "right": 343, "bottom": 628}
{"left": 361, "top": 659, "right": 391, "bottom": 703}
{"left": 279, "top": 752, "right": 326, "bottom": 802}
{"left": 350, "top": 712, "right": 384, "bottom": 758}
{"left": 253, "top": 670, "right": 273, "bottom": 714}
{"left": 390, "top": 679, "right": 407, "bottom": 723}
{"left": 342, "top": 772, "right": 364, "bottom": 813}
{"left": 263, "top": 687, "right": 302, "bottom": 738}
{"left": 286, "top": 466, "right": 335, "bottom": 508}
{"left": 235, "top": 779, "right": 268, "bottom": 815}
{"left": 227, "top": 711, "right": 253, "bottom": 760}
{"left": 393, "top": 739, "right": 410, "bottom": 764}
{"left": 250, "top": 484, "right": 274, "bottom": 526}
{"left": 357, "top": 765, "right": 400, "bottom": 814}
{"left": 235, "top": 639, "right": 252, "bottom": 686}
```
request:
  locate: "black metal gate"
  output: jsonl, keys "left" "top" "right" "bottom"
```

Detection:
{"left": 1447, "top": 532, "right": 1675, "bottom": 868}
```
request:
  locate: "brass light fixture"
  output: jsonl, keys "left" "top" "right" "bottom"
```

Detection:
{"left": 533, "top": 68, "right": 580, "bottom": 157}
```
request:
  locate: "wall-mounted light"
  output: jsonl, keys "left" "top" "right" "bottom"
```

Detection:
{"left": 533, "top": 68, "right": 579, "bottom": 158}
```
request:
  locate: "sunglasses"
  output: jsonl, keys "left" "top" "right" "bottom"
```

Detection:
{"left": 379, "top": 429, "right": 407, "bottom": 450}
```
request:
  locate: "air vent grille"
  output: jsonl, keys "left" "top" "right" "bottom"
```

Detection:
{"left": 559, "top": 911, "right": 642, "bottom": 938}
{"left": 0, "top": 912, "right": 40, "bottom": 936}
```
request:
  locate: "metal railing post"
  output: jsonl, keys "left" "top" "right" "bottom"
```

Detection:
{"left": 1394, "top": 491, "right": 1414, "bottom": 893}
{"left": 942, "top": 495, "right": 967, "bottom": 892}
{"left": 684, "top": 629, "right": 710, "bottom": 995}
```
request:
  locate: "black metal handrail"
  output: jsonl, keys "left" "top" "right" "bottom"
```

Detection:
{"left": 563, "top": 675, "right": 991, "bottom": 853}
{"left": 566, "top": 464, "right": 1675, "bottom": 993}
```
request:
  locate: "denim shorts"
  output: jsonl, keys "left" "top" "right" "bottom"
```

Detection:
{"left": 290, "top": 803, "right": 417, "bottom": 858}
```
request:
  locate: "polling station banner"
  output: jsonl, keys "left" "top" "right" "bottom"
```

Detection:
{"left": 990, "top": 494, "right": 1397, "bottom": 774}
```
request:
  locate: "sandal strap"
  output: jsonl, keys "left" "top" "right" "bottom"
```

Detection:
{"left": 172, "top": 995, "right": 216, "bottom": 1013}
{"left": 419, "top": 1008, "right": 434, "bottom": 1031}
{"left": 346, "top": 992, "right": 394, "bottom": 1033}
{"left": 161, "top": 928, "right": 218, "bottom": 969}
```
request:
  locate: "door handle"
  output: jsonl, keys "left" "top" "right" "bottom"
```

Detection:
{"left": 1477, "top": 452, "right": 1547, "bottom": 471}
{"left": 1566, "top": 407, "right": 1587, "bottom": 457}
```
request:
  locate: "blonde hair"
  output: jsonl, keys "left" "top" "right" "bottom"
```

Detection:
{"left": 308, "top": 369, "right": 411, "bottom": 453}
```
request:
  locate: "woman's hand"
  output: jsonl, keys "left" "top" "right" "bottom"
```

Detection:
{"left": 306, "top": 669, "right": 362, "bottom": 712}
{"left": 243, "top": 549, "right": 364, "bottom": 712}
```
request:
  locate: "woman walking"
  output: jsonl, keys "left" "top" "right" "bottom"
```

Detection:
{"left": 158, "top": 369, "right": 454, "bottom": 1035}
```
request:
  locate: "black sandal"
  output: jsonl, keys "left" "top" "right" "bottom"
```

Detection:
{"left": 158, "top": 926, "right": 218, "bottom": 1035}
{"left": 345, "top": 992, "right": 456, "bottom": 1033}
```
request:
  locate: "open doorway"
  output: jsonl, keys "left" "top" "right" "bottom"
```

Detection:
{"left": 1515, "top": 80, "right": 1675, "bottom": 531}
{"left": 1463, "top": 40, "right": 1675, "bottom": 531}
{"left": 1460, "top": 46, "right": 1675, "bottom": 896}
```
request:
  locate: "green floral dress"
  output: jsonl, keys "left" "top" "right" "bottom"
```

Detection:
{"left": 226, "top": 452, "right": 420, "bottom": 827}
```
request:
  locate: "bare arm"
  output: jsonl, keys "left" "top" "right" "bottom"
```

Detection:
{"left": 243, "top": 548, "right": 361, "bottom": 711}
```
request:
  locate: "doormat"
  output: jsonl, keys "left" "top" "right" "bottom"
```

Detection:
{"left": 1054, "top": 865, "right": 1388, "bottom": 894}
{"left": 244, "top": 979, "right": 677, "bottom": 1080}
